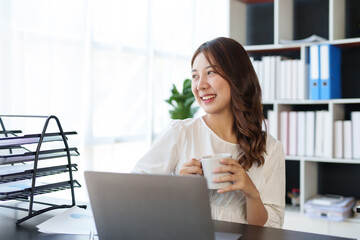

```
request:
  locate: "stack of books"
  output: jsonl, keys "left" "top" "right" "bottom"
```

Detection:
{"left": 305, "top": 195, "right": 356, "bottom": 221}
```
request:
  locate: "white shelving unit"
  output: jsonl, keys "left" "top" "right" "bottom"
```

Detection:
{"left": 229, "top": 0, "right": 360, "bottom": 239}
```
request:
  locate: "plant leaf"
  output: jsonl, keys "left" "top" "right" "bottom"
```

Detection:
{"left": 165, "top": 79, "right": 198, "bottom": 119}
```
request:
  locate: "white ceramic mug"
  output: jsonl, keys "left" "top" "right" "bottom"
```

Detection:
{"left": 201, "top": 153, "right": 232, "bottom": 190}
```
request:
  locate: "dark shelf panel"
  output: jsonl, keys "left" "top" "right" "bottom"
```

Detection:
{"left": 345, "top": 0, "right": 360, "bottom": 39}
{"left": 286, "top": 161, "right": 300, "bottom": 205}
{"left": 246, "top": 2, "right": 274, "bottom": 45}
{"left": 293, "top": 0, "right": 329, "bottom": 40}
{"left": 341, "top": 46, "right": 360, "bottom": 98}
{"left": 318, "top": 163, "right": 360, "bottom": 199}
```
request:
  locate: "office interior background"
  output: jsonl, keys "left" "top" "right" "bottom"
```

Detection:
{"left": 0, "top": 0, "right": 227, "bottom": 174}
{"left": 1, "top": 0, "right": 360, "bottom": 239}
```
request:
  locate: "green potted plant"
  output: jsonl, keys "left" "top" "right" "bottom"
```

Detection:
{"left": 165, "top": 79, "right": 199, "bottom": 119}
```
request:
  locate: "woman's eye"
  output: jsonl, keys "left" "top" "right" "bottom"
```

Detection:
{"left": 208, "top": 71, "right": 215, "bottom": 75}
{"left": 192, "top": 75, "right": 199, "bottom": 80}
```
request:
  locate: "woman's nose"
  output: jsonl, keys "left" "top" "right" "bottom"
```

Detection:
{"left": 197, "top": 75, "right": 208, "bottom": 90}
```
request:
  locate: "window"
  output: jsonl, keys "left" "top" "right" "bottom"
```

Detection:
{"left": 0, "top": 0, "right": 229, "bottom": 175}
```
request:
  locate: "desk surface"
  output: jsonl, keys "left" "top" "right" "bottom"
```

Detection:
{"left": 0, "top": 201, "right": 355, "bottom": 240}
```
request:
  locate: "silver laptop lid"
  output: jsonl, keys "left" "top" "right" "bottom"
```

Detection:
{"left": 85, "top": 171, "right": 215, "bottom": 240}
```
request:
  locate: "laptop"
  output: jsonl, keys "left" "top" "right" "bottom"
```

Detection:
{"left": 84, "top": 171, "right": 241, "bottom": 240}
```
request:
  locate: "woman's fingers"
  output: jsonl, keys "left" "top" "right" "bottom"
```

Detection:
{"left": 181, "top": 165, "right": 203, "bottom": 175}
{"left": 220, "top": 158, "right": 241, "bottom": 167}
{"left": 179, "top": 158, "right": 203, "bottom": 175}
{"left": 183, "top": 158, "right": 201, "bottom": 167}
{"left": 217, "top": 185, "right": 237, "bottom": 193}
{"left": 213, "top": 173, "right": 236, "bottom": 183}
{"left": 213, "top": 160, "right": 244, "bottom": 174}
{"left": 213, "top": 165, "right": 238, "bottom": 174}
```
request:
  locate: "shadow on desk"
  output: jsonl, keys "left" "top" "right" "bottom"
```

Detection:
{"left": 0, "top": 202, "right": 356, "bottom": 240}
{"left": 215, "top": 221, "right": 356, "bottom": 240}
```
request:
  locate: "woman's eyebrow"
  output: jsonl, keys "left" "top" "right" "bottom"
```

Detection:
{"left": 192, "top": 65, "right": 213, "bottom": 73}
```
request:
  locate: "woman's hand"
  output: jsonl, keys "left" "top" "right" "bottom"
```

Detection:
{"left": 179, "top": 158, "right": 203, "bottom": 176}
{"left": 213, "top": 158, "right": 259, "bottom": 199}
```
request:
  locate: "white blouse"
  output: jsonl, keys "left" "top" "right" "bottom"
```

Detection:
{"left": 132, "top": 117, "right": 285, "bottom": 228}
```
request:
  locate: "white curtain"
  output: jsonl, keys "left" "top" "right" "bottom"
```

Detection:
{"left": 0, "top": 0, "right": 229, "bottom": 174}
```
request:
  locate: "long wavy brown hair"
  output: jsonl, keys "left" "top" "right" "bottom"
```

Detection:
{"left": 191, "top": 37, "right": 267, "bottom": 170}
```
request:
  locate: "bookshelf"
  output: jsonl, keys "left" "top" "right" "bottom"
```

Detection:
{"left": 230, "top": 0, "right": 360, "bottom": 238}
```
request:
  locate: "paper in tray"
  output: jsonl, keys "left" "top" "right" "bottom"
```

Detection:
{"left": 0, "top": 163, "right": 78, "bottom": 183}
{"left": 0, "top": 131, "right": 77, "bottom": 148}
{"left": 0, "top": 130, "right": 22, "bottom": 135}
{"left": 0, "top": 180, "right": 81, "bottom": 200}
{"left": 0, "top": 179, "right": 48, "bottom": 195}
{"left": 0, "top": 147, "right": 79, "bottom": 165}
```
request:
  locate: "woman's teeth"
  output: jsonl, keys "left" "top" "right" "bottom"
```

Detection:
{"left": 202, "top": 95, "right": 216, "bottom": 100}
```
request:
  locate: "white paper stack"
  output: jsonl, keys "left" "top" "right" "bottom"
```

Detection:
{"left": 305, "top": 196, "right": 355, "bottom": 221}
{"left": 37, "top": 206, "right": 97, "bottom": 235}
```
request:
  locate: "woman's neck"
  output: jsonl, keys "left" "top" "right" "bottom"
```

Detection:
{"left": 203, "top": 113, "right": 237, "bottom": 144}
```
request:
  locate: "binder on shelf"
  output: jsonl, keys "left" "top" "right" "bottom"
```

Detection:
{"left": 297, "top": 59, "right": 306, "bottom": 100}
{"left": 263, "top": 56, "right": 271, "bottom": 101}
{"left": 285, "top": 60, "right": 292, "bottom": 100}
{"left": 351, "top": 112, "right": 360, "bottom": 159}
{"left": 343, "top": 120, "right": 352, "bottom": 159}
{"left": 297, "top": 111, "right": 306, "bottom": 156}
{"left": 291, "top": 60, "right": 298, "bottom": 100}
{"left": 334, "top": 120, "right": 343, "bottom": 158}
{"left": 279, "top": 60, "right": 287, "bottom": 100}
{"left": 288, "top": 111, "right": 297, "bottom": 156}
{"left": 267, "top": 110, "right": 277, "bottom": 138}
{"left": 319, "top": 44, "right": 341, "bottom": 100}
{"left": 270, "top": 56, "right": 276, "bottom": 100}
{"left": 315, "top": 111, "right": 324, "bottom": 157}
{"left": 323, "top": 111, "right": 332, "bottom": 158}
{"left": 275, "top": 56, "right": 282, "bottom": 100}
{"left": 305, "top": 111, "right": 315, "bottom": 156}
{"left": 309, "top": 45, "right": 320, "bottom": 100}
{"left": 279, "top": 111, "right": 289, "bottom": 155}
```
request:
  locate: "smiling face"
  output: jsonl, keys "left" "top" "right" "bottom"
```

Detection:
{"left": 191, "top": 52, "right": 232, "bottom": 116}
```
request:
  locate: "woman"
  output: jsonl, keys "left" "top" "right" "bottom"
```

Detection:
{"left": 133, "top": 37, "right": 285, "bottom": 228}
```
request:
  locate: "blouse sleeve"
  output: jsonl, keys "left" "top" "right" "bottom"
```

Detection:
{"left": 132, "top": 120, "right": 185, "bottom": 174}
{"left": 260, "top": 138, "right": 286, "bottom": 228}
